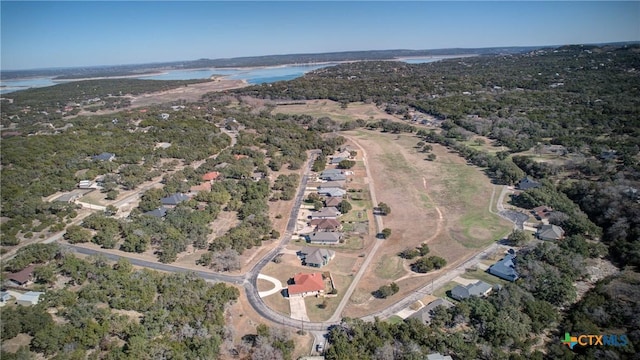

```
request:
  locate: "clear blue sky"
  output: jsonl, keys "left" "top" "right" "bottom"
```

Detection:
{"left": 1, "top": 1, "right": 638, "bottom": 70}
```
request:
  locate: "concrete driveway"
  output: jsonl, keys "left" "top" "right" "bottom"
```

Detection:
{"left": 289, "top": 296, "right": 310, "bottom": 321}
{"left": 257, "top": 273, "right": 284, "bottom": 298}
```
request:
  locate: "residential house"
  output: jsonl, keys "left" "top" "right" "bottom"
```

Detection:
{"left": 1, "top": 291, "right": 12, "bottom": 304}
{"left": 8, "top": 265, "right": 35, "bottom": 287}
{"left": 426, "top": 354, "right": 453, "bottom": 360}
{"left": 489, "top": 254, "right": 519, "bottom": 281}
{"left": 161, "top": 193, "right": 190, "bottom": 207}
{"left": 320, "top": 169, "right": 343, "bottom": 177}
{"left": 54, "top": 192, "right": 82, "bottom": 203}
{"left": 287, "top": 272, "right": 325, "bottom": 298}
{"left": 320, "top": 173, "right": 346, "bottom": 181}
{"left": 543, "top": 145, "right": 567, "bottom": 156}
{"left": 310, "top": 218, "right": 342, "bottom": 232}
{"left": 324, "top": 196, "right": 343, "bottom": 208}
{"left": 340, "top": 145, "right": 356, "bottom": 153}
{"left": 600, "top": 150, "right": 618, "bottom": 161}
{"left": 334, "top": 151, "right": 351, "bottom": 159}
{"left": 310, "top": 207, "right": 340, "bottom": 220}
{"left": 251, "top": 172, "right": 265, "bottom": 181}
{"left": 536, "top": 224, "right": 565, "bottom": 241}
{"left": 307, "top": 232, "right": 343, "bottom": 245}
{"left": 318, "top": 181, "right": 346, "bottom": 189}
{"left": 93, "top": 152, "right": 115, "bottom": 162}
{"left": 214, "top": 162, "right": 229, "bottom": 169}
{"left": 144, "top": 207, "right": 168, "bottom": 218}
{"left": 299, "top": 247, "right": 335, "bottom": 268}
{"left": 408, "top": 298, "right": 454, "bottom": 324}
{"left": 330, "top": 157, "right": 346, "bottom": 165}
{"left": 78, "top": 180, "right": 93, "bottom": 188}
{"left": 450, "top": 281, "right": 493, "bottom": 301}
{"left": 16, "top": 291, "right": 44, "bottom": 306}
{"left": 531, "top": 206, "right": 553, "bottom": 221}
{"left": 202, "top": 171, "right": 221, "bottom": 182}
{"left": 318, "top": 188, "right": 347, "bottom": 197}
{"left": 517, "top": 177, "right": 541, "bottom": 190}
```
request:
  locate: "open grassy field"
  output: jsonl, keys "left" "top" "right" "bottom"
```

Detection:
{"left": 374, "top": 253, "right": 407, "bottom": 280}
{"left": 339, "top": 129, "right": 512, "bottom": 317}
{"left": 273, "top": 100, "right": 390, "bottom": 123}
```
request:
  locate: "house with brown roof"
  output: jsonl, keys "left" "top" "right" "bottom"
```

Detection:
{"left": 310, "top": 218, "right": 342, "bottom": 232}
{"left": 8, "top": 265, "right": 35, "bottom": 287}
{"left": 287, "top": 272, "right": 325, "bottom": 297}
{"left": 202, "top": 171, "right": 221, "bottom": 182}
{"left": 324, "top": 196, "right": 343, "bottom": 208}
{"left": 531, "top": 206, "right": 553, "bottom": 221}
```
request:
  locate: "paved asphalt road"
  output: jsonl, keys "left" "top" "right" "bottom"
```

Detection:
{"left": 63, "top": 149, "right": 521, "bottom": 337}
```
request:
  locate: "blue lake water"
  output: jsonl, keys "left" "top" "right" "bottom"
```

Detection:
{"left": 0, "top": 57, "right": 448, "bottom": 95}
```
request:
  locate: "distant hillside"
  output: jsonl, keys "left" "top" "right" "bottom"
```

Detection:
{"left": 0, "top": 46, "right": 542, "bottom": 80}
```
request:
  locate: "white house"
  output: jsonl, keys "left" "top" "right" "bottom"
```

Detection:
{"left": 16, "top": 291, "right": 44, "bottom": 306}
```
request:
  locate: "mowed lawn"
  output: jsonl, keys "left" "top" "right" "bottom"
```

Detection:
{"left": 355, "top": 130, "right": 511, "bottom": 250}
{"left": 439, "top": 162, "right": 512, "bottom": 248}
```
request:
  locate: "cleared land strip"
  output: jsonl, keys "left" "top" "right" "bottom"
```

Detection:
{"left": 328, "top": 135, "right": 384, "bottom": 322}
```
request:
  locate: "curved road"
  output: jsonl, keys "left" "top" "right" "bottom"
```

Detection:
{"left": 64, "top": 146, "right": 522, "bottom": 337}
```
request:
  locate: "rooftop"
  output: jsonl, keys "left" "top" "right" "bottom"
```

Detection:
{"left": 288, "top": 272, "right": 325, "bottom": 296}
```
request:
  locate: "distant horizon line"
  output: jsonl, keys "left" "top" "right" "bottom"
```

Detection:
{"left": 2, "top": 41, "right": 638, "bottom": 72}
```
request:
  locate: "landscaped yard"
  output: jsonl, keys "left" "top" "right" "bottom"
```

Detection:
{"left": 304, "top": 273, "right": 353, "bottom": 322}
{"left": 461, "top": 269, "right": 508, "bottom": 286}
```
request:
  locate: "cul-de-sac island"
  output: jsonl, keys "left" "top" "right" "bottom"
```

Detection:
{"left": 2, "top": 43, "right": 638, "bottom": 359}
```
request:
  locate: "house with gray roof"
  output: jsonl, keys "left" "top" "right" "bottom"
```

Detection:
{"left": 330, "top": 157, "right": 346, "bottom": 165}
{"left": 489, "top": 254, "right": 519, "bottom": 281}
{"left": 450, "top": 281, "right": 493, "bottom": 301}
{"left": 93, "top": 152, "right": 115, "bottom": 162}
{"left": 310, "top": 207, "right": 340, "bottom": 220}
{"left": 1, "top": 291, "right": 13, "bottom": 304}
{"left": 307, "top": 232, "right": 342, "bottom": 245}
{"left": 161, "top": 193, "right": 190, "bottom": 207}
{"left": 320, "top": 173, "right": 347, "bottom": 181}
{"left": 144, "top": 207, "right": 168, "bottom": 218}
{"left": 299, "top": 247, "right": 335, "bottom": 268}
{"left": 426, "top": 354, "right": 453, "bottom": 360}
{"left": 517, "top": 176, "right": 541, "bottom": 190}
{"left": 16, "top": 291, "right": 44, "bottom": 306}
{"left": 320, "top": 169, "right": 343, "bottom": 176}
{"left": 408, "top": 298, "right": 454, "bottom": 324}
{"left": 318, "top": 188, "right": 347, "bottom": 197}
{"left": 536, "top": 224, "right": 565, "bottom": 241}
